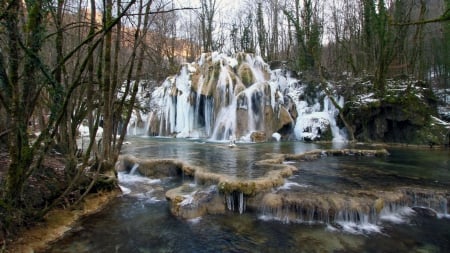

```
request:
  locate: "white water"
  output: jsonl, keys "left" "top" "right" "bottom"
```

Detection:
{"left": 277, "top": 180, "right": 309, "bottom": 190}
{"left": 291, "top": 88, "right": 347, "bottom": 142}
{"left": 210, "top": 63, "right": 238, "bottom": 140}
{"left": 136, "top": 52, "right": 348, "bottom": 142}
{"left": 129, "top": 163, "right": 139, "bottom": 175}
{"left": 118, "top": 171, "right": 162, "bottom": 203}
{"left": 380, "top": 206, "right": 415, "bottom": 224}
{"left": 257, "top": 194, "right": 450, "bottom": 235}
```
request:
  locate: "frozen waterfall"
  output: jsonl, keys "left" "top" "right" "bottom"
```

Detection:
{"left": 144, "top": 52, "right": 347, "bottom": 142}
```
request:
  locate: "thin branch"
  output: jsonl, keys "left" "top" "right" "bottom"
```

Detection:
{"left": 125, "top": 6, "right": 198, "bottom": 16}
{"left": 51, "top": 0, "right": 137, "bottom": 75}
{"left": 0, "top": 129, "right": 11, "bottom": 138}
{"left": 390, "top": 9, "right": 450, "bottom": 26}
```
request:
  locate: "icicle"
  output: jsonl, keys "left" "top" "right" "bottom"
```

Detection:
{"left": 441, "top": 198, "right": 448, "bottom": 216}
{"left": 239, "top": 192, "right": 245, "bottom": 214}
{"left": 226, "top": 194, "right": 233, "bottom": 211}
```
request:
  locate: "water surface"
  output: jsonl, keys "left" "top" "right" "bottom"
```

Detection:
{"left": 45, "top": 138, "right": 450, "bottom": 253}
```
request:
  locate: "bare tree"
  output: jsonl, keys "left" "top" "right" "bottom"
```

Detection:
{"left": 283, "top": 0, "right": 324, "bottom": 71}
{"left": 198, "top": 0, "right": 218, "bottom": 52}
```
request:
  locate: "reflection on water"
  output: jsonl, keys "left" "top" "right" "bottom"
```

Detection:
{"left": 45, "top": 137, "right": 450, "bottom": 253}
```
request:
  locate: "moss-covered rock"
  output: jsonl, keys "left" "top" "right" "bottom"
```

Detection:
{"left": 343, "top": 78, "right": 444, "bottom": 145}
{"left": 238, "top": 63, "right": 254, "bottom": 87}
{"left": 250, "top": 131, "right": 266, "bottom": 142}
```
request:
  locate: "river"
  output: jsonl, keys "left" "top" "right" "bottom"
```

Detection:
{"left": 45, "top": 137, "right": 450, "bottom": 253}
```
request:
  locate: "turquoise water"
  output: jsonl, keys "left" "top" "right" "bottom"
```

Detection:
{"left": 45, "top": 138, "right": 450, "bottom": 253}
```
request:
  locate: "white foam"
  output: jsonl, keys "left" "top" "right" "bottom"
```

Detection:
{"left": 118, "top": 172, "right": 161, "bottom": 184}
{"left": 277, "top": 180, "right": 309, "bottom": 190}
{"left": 188, "top": 217, "right": 202, "bottom": 224}
{"left": 258, "top": 214, "right": 287, "bottom": 223}
{"left": 119, "top": 185, "right": 131, "bottom": 195}
{"left": 380, "top": 206, "right": 415, "bottom": 224}
{"left": 326, "top": 224, "right": 338, "bottom": 232}
{"left": 335, "top": 221, "right": 382, "bottom": 234}
{"left": 437, "top": 213, "right": 450, "bottom": 219}
{"left": 180, "top": 193, "right": 196, "bottom": 206}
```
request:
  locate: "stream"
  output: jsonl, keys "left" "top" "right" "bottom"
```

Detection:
{"left": 45, "top": 137, "right": 450, "bottom": 253}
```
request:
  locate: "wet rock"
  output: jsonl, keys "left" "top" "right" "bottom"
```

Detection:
{"left": 261, "top": 193, "right": 283, "bottom": 209}
{"left": 117, "top": 155, "right": 195, "bottom": 178}
{"left": 238, "top": 63, "right": 254, "bottom": 87}
{"left": 344, "top": 78, "right": 443, "bottom": 144}
{"left": 374, "top": 198, "right": 385, "bottom": 213}
{"left": 284, "top": 148, "right": 389, "bottom": 161}
{"left": 412, "top": 206, "right": 438, "bottom": 218}
{"left": 166, "top": 184, "right": 225, "bottom": 219}
{"left": 250, "top": 131, "right": 267, "bottom": 142}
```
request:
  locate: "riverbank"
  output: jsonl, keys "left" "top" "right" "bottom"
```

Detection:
{"left": 6, "top": 189, "right": 120, "bottom": 253}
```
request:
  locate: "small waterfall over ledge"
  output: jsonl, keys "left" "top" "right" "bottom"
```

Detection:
{"left": 146, "top": 52, "right": 347, "bottom": 142}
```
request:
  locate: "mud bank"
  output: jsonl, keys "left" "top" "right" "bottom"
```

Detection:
{"left": 7, "top": 190, "right": 120, "bottom": 253}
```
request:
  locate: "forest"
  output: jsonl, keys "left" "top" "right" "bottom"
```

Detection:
{"left": 0, "top": 0, "right": 449, "bottom": 248}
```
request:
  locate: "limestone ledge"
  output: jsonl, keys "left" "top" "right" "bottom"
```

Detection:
{"left": 118, "top": 148, "right": 392, "bottom": 220}
{"left": 284, "top": 148, "right": 390, "bottom": 161}
{"left": 248, "top": 187, "right": 450, "bottom": 224}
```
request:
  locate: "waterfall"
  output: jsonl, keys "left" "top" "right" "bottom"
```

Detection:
{"left": 129, "top": 163, "right": 139, "bottom": 175}
{"left": 205, "top": 98, "right": 214, "bottom": 136}
{"left": 244, "top": 54, "right": 267, "bottom": 83}
{"left": 239, "top": 192, "right": 245, "bottom": 214}
{"left": 210, "top": 63, "right": 237, "bottom": 140}
{"left": 409, "top": 190, "right": 450, "bottom": 218}
{"left": 194, "top": 76, "right": 204, "bottom": 130}
{"left": 226, "top": 191, "right": 246, "bottom": 214}
{"left": 324, "top": 96, "right": 347, "bottom": 142}
{"left": 226, "top": 194, "right": 234, "bottom": 211}
{"left": 145, "top": 52, "right": 348, "bottom": 142}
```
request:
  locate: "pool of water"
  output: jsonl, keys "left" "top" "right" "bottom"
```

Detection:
{"left": 122, "top": 137, "right": 330, "bottom": 178}
{"left": 45, "top": 137, "right": 450, "bottom": 253}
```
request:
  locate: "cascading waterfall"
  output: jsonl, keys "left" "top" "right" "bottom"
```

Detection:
{"left": 144, "top": 52, "right": 347, "bottom": 142}
{"left": 242, "top": 84, "right": 265, "bottom": 134}
{"left": 257, "top": 188, "right": 449, "bottom": 233}
{"left": 210, "top": 63, "right": 238, "bottom": 140}
{"left": 409, "top": 190, "right": 450, "bottom": 217}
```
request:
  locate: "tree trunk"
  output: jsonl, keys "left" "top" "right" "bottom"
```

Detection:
{"left": 4, "top": 0, "right": 44, "bottom": 207}
{"left": 101, "top": 0, "right": 114, "bottom": 170}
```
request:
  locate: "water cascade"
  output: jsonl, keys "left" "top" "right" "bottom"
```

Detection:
{"left": 118, "top": 147, "right": 449, "bottom": 233}
{"left": 129, "top": 163, "right": 139, "bottom": 175}
{"left": 255, "top": 187, "right": 450, "bottom": 234}
{"left": 146, "top": 52, "right": 347, "bottom": 142}
{"left": 226, "top": 191, "right": 246, "bottom": 214}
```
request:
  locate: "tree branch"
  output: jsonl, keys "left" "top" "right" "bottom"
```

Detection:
{"left": 51, "top": 0, "right": 137, "bottom": 75}
{"left": 390, "top": 8, "right": 450, "bottom": 26}
{"left": 125, "top": 6, "right": 198, "bottom": 16}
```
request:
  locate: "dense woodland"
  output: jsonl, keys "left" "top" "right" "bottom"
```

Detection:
{"left": 0, "top": 0, "right": 449, "bottom": 246}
